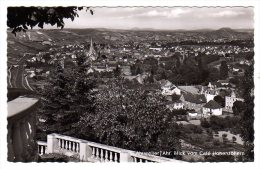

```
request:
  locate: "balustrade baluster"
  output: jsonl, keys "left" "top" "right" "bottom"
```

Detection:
{"left": 114, "top": 152, "right": 118, "bottom": 162}
{"left": 77, "top": 143, "right": 80, "bottom": 153}
{"left": 100, "top": 149, "right": 104, "bottom": 162}
{"left": 110, "top": 152, "right": 114, "bottom": 162}
{"left": 63, "top": 140, "right": 66, "bottom": 149}
{"left": 91, "top": 147, "right": 96, "bottom": 159}
{"left": 133, "top": 157, "right": 137, "bottom": 162}
{"left": 72, "top": 142, "right": 77, "bottom": 152}
{"left": 105, "top": 150, "right": 109, "bottom": 162}
{"left": 70, "top": 142, "right": 74, "bottom": 151}
{"left": 75, "top": 142, "right": 79, "bottom": 152}
{"left": 96, "top": 148, "right": 100, "bottom": 160}
{"left": 69, "top": 141, "right": 72, "bottom": 150}
{"left": 67, "top": 141, "right": 70, "bottom": 150}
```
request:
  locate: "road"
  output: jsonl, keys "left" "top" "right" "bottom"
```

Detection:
{"left": 7, "top": 54, "right": 34, "bottom": 91}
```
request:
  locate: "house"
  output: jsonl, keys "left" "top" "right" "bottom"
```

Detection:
{"left": 178, "top": 86, "right": 200, "bottom": 94}
{"left": 202, "top": 100, "right": 223, "bottom": 116}
{"left": 217, "top": 79, "right": 230, "bottom": 86}
{"left": 225, "top": 91, "right": 244, "bottom": 113}
{"left": 162, "top": 84, "right": 181, "bottom": 96}
{"left": 187, "top": 111, "right": 202, "bottom": 120}
{"left": 180, "top": 93, "right": 207, "bottom": 112}
{"left": 208, "top": 82, "right": 222, "bottom": 89}
{"left": 166, "top": 100, "right": 184, "bottom": 111}
{"left": 121, "top": 65, "right": 131, "bottom": 76}
{"left": 159, "top": 79, "right": 172, "bottom": 89}
{"left": 87, "top": 67, "right": 94, "bottom": 74}
{"left": 204, "top": 89, "right": 219, "bottom": 102}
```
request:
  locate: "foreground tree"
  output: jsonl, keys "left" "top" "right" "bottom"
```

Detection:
{"left": 37, "top": 55, "right": 96, "bottom": 139}
{"left": 7, "top": 7, "right": 93, "bottom": 35}
{"left": 239, "top": 65, "right": 254, "bottom": 161}
{"left": 78, "top": 78, "right": 180, "bottom": 156}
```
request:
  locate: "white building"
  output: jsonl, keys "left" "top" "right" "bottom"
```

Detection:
{"left": 187, "top": 111, "right": 202, "bottom": 120}
{"left": 225, "top": 91, "right": 244, "bottom": 113}
{"left": 203, "top": 100, "right": 223, "bottom": 116}
{"left": 204, "top": 89, "right": 219, "bottom": 102}
{"left": 166, "top": 100, "right": 184, "bottom": 111}
{"left": 162, "top": 85, "right": 181, "bottom": 96}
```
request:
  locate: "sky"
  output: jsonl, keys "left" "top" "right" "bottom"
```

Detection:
{"left": 56, "top": 7, "right": 254, "bottom": 30}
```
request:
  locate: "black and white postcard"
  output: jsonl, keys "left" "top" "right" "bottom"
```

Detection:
{"left": 1, "top": 1, "right": 260, "bottom": 169}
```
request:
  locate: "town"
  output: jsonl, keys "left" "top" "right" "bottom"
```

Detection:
{"left": 7, "top": 27, "right": 254, "bottom": 162}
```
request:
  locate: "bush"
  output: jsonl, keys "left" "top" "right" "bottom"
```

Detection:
{"left": 201, "top": 119, "right": 211, "bottom": 128}
{"left": 38, "top": 154, "right": 70, "bottom": 162}
{"left": 193, "top": 126, "right": 203, "bottom": 134}
{"left": 213, "top": 139, "right": 221, "bottom": 146}
{"left": 183, "top": 124, "right": 203, "bottom": 134}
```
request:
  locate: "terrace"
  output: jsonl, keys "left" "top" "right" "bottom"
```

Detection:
{"left": 7, "top": 95, "right": 182, "bottom": 163}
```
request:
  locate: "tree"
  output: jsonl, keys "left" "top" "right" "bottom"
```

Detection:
{"left": 232, "top": 100, "right": 245, "bottom": 116}
{"left": 201, "top": 119, "right": 211, "bottom": 128}
{"left": 113, "top": 65, "right": 121, "bottom": 77}
{"left": 38, "top": 54, "right": 96, "bottom": 139}
{"left": 219, "top": 61, "right": 229, "bottom": 79}
{"left": 78, "top": 78, "right": 180, "bottom": 155}
{"left": 238, "top": 65, "right": 254, "bottom": 161}
{"left": 213, "top": 95, "right": 225, "bottom": 107}
{"left": 7, "top": 7, "right": 93, "bottom": 35}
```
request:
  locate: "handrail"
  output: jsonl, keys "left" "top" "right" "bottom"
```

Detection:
{"left": 41, "top": 133, "right": 182, "bottom": 162}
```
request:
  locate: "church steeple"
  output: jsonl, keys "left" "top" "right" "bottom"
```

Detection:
{"left": 85, "top": 37, "right": 97, "bottom": 61}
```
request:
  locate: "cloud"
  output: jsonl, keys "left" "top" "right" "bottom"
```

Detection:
{"left": 117, "top": 8, "right": 191, "bottom": 19}
{"left": 141, "top": 8, "right": 191, "bottom": 18}
{"left": 210, "top": 10, "right": 245, "bottom": 17}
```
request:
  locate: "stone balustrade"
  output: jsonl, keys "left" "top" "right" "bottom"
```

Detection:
{"left": 87, "top": 142, "right": 123, "bottom": 162}
{"left": 7, "top": 96, "right": 39, "bottom": 162}
{"left": 39, "top": 133, "right": 182, "bottom": 163}
{"left": 37, "top": 141, "right": 47, "bottom": 155}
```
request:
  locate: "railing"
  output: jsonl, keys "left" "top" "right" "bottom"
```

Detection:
{"left": 37, "top": 141, "right": 47, "bottom": 155}
{"left": 38, "top": 133, "right": 183, "bottom": 163}
{"left": 130, "top": 152, "right": 174, "bottom": 163}
{"left": 87, "top": 142, "right": 122, "bottom": 162}
{"left": 7, "top": 96, "right": 39, "bottom": 162}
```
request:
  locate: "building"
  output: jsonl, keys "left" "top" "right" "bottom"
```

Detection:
{"left": 85, "top": 38, "right": 97, "bottom": 63}
{"left": 121, "top": 65, "right": 131, "bottom": 76}
{"left": 187, "top": 111, "right": 202, "bottom": 120}
{"left": 166, "top": 100, "right": 184, "bottom": 111}
{"left": 204, "top": 89, "right": 219, "bottom": 102}
{"left": 180, "top": 93, "right": 207, "bottom": 112}
{"left": 225, "top": 91, "right": 244, "bottom": 113}
{"left": 159, "top": 79, "right": 172, "bottom": 89}
{"left": 202, "top": 100, "right": 223, "bottom": 116}
{"left": 178, "top": 86, "right": 200, "bottom": 94}
{"left": 162, "top": 85, "right": 181, "bottom": 96}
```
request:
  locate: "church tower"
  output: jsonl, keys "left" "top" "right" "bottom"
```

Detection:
{"left": 85, "top": 38, "right": 97, "bottom": 62}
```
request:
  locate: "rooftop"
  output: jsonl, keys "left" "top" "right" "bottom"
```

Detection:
{"left": 178, "top": 86, "right": 200, "bottom": 94}
{"left": 182, "top": 93, "right": 206, "bottom": 104}
{"left": 203, "top": 100, "right": 222, "bottom": 109}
